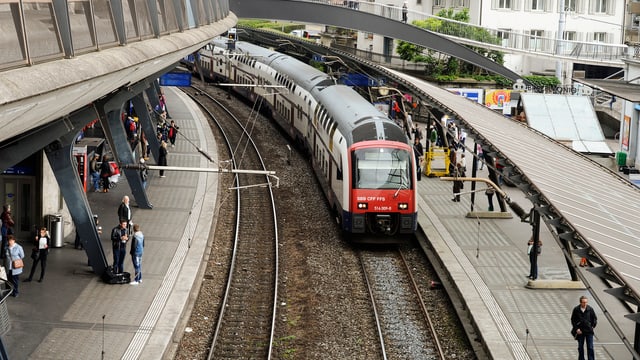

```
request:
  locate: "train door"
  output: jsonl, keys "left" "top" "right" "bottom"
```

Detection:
{"left": 1, "top": 176, "right": 36, "bottom": 239}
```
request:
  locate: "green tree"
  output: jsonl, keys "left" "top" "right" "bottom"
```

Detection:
{"left": 396, "top": 8, "right": 505, "bottom": 78}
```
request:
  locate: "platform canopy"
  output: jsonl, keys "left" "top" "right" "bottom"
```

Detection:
{"left": 573, "top": 78, "right": 640, "bottom": 103}
{"left": 521, "top": 93, "right": 612, "bottom": 154}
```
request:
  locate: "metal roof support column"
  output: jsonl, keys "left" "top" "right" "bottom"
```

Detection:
{"left": 125, "top": 93, "right": 159, "bottom": 209}
{"left": 43, "top": 122, "right": 109, "bottom": 278}
{"left": 147, "top": 0, "right": 161, "bottom": 37}
{"left": 52, "top": 0, "right": 74, "bottom": 58}
{"left": 0, "top": 106, "right": 97, "bottom": 172}
{"left": 145, "top": 83, "right": 162, "bottom": 162}
{"left": 96, "top": 91, "right": 153, "bottom": 209}
{"left": 110, "top": 0, "right": 126, "bottom": 45}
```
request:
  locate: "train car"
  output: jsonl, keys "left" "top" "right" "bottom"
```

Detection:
{"left": 198, "top": 39, "right": 418, "bottom": 239}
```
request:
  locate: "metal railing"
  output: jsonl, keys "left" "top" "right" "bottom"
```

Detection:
{"left": 307, "top": 0, "right": 629, "bottom": 65}
{"left": 0, "top": 0, "right": 230, "bottom": 70}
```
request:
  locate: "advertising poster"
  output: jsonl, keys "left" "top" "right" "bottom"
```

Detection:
{"left": 484, "top": 89, "right": 511, "bottom": 110}
{"left": 446, "top": 88, "right": 484, "bottom": 104}
{"left": 622, "top": 115, "right": 630, "bottom": 151}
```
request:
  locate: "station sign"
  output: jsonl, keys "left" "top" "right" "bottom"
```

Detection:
{"left": 159, "top": 72, "right": 192, "bottom": 87}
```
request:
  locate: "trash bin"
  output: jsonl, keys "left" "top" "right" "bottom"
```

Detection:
{"left": 616, "top": 151, "right": 627, "bottom": 167}
{"left": 47, "top": 214, "right": 63, "bottom": 248}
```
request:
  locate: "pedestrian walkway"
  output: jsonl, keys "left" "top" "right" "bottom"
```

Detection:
{"left": 2, "top": 87, "right": 218, "bottom": 360}
{"left": 417, "top": 149, "right": 637, "bottom": 359}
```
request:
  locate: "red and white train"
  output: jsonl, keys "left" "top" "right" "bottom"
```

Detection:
{"left": 192, "top": 38, "right": 418, "bottom": 239}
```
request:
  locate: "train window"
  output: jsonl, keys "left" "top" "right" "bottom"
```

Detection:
{"left": 352, "top": 148, "right": 411, "bottom": 190}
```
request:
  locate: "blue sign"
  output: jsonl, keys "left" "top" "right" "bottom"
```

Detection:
{"left": 159, "top": 72, "right": 192, "bottom": 86}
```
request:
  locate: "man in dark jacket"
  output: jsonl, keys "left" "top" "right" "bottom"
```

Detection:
{"left": 111, "top": 220, "right": 129, "bottom": 273}
{"left": 571, "top": 295, "right": 597, "bottom": 360}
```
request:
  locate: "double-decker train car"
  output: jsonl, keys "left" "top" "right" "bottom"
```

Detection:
{"left": 194, "top": 39, "right": 417, "bottom": 239}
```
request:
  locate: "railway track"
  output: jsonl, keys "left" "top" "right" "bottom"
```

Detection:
{"left": 360, "top": 247, "right": 445, "bottom": 360}
{"left": 184, "top": 86, "right": 279, "bottom": 359}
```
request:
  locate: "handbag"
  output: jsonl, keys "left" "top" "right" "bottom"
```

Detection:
{"left": 31, "top": 248, "right": 39, "bottom": 261}
{"left": 12, "top": 258, "right": 23, "bottom": 269}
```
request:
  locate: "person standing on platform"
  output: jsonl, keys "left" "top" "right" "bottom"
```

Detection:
{"left": 571, "top": 295, "right": 597, "bottom": 360}
{"left": 1, "top": 204, "right": 15, "bottom": 259}
{"left": 401, "top": 1, "right": 408, "bottom": 23}
{"left": 527, "top": 237, "right": 542, "bottom": 280}
{"left": 110, "top": 220, "right": 128, "bottom": 273}
{"left": 25, "top": 227, "right": 50, "bottom": 283}
{"left": 7, "top": 235, "right": 24, "bottom": 297}
{"left": 100, "top": 155, "right": 112, "bottom": 193}
{"left": 168, "top": 120, "right": 179, "bottom": 147}
{"left": 485, "top": 187, "right": 495, "bottom": 211}
{"left": 117, "top": 196, "right": 132, "bottom": 230}
{"left": 129, "top": 224, "right": 144, "bottom": 285}
{"left": 139, "top": 158, "right": 149, "bottom": 189}
{"left": 158, "top": 141, "right": 168, "bottom": 178}
{"left": 452, "top": 163, "right": 464, "bottom": 202}
{"left": 476, "top": 144, "right": 484, "bottom": 170}
{"left": 413, "top": 137, "right": 423, "bottom": 181}
{"left": 90, "top": 154, "right": 101, "bottom": 192}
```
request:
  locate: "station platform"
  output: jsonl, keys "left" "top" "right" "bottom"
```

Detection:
{"left": 417, "top": 154, "right": 637, "bottom": 359}
{"left": 2, "top": 86, "right": 636, "bottom": 359}
{"left": 2, "top": 87, "right": 218, "bottom": 360}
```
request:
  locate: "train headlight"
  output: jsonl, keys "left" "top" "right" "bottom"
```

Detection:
{"left": 357, "top": 202, "right": 368, "bottom": 210}
{"left": 398, "top": 203, "right": 408, "bottom": 210}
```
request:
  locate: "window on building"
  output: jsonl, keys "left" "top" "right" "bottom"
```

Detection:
{"left": 563, "top": 0, "right": 576, "bottom": 11}
{"left": 452, "top": 0, "right": 469, "bottom": 7}
{"left": 593, "top": 0, "right": 607, "bottom": 14}
{"left": 528, "top": 29, "right": 544, "bottom": 50}
{"left": 433, "top": 0, "right": 445, "bottom": 7}
{"left": 593, "top": 32, "right": 607, "bottom": 42}
{"left": 563, "top": 31, "right": 576, "bottom": 41}
{"left": 497, "top": 29, "right": 511, "bottom": 46}
{"left": 531, "top": 0, "right": 543, "bottom": 10}
{"left": 498, "top": 0, "right": 512, "bottom": 9}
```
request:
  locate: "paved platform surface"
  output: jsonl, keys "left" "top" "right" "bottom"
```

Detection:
{"left": 417, "top": 150, "right": 637, "bottom": 359}
{"left": 2, "top": 87, "right": 218, "bottom": 360}
{"left": 2, "top": 88, "right": 636, "bottom": 359}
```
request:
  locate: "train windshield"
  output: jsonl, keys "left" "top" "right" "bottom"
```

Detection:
{"left": 352, "top": 148, "right": 411, "bottom": 189}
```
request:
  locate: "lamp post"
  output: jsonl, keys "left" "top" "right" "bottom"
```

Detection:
{"left": 555, "top": 5, "right": 566, "bottom": 82}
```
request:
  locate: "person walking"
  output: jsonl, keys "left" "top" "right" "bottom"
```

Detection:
{"left": 158, "top": 141, "right": 168, "bottom": 178}
{"left": 7, "top": 235, "right": 24, "bottom": 297}
{"left": 100, "top": 155, "right": 112, "bottom": 192}
{"left": 129, "top": 224, "right": 144, "bottom": 285}
{"left": 25, "top": 227, "right": 50, "bottom": 283}
{"left": 90, "top": 154, "right": 101, "bottom": 192}
{"left": 110, "top": 220, "right": 129, "bottom": 273}
{"left": 571, "top": 295, "right": 597, "bottom": 360}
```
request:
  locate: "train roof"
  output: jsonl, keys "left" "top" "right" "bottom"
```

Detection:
{"left": 234, "top": 41, "right": 333, "bottom": 92}
{"left": 315, "top": 85, "right": 407, "bottom": 146}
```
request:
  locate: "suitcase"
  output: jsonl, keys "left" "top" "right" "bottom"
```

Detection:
{"left": 102, "top": 267, "right": 131, "bottom": 284}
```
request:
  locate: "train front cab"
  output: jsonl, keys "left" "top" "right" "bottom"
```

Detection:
{"left": 343, "top": 141, "right": 417, "bottom": 237}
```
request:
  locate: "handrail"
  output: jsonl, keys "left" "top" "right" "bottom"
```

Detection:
{"left": 301, "top": 0, "right": 628, "bottom": 65}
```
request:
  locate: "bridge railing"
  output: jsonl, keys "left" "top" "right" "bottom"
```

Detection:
{"left": 311, "top": 0, "right": 628, "bottom": 63}
{"left": 0, "top": 0, "right": 230, "bottom": 70}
